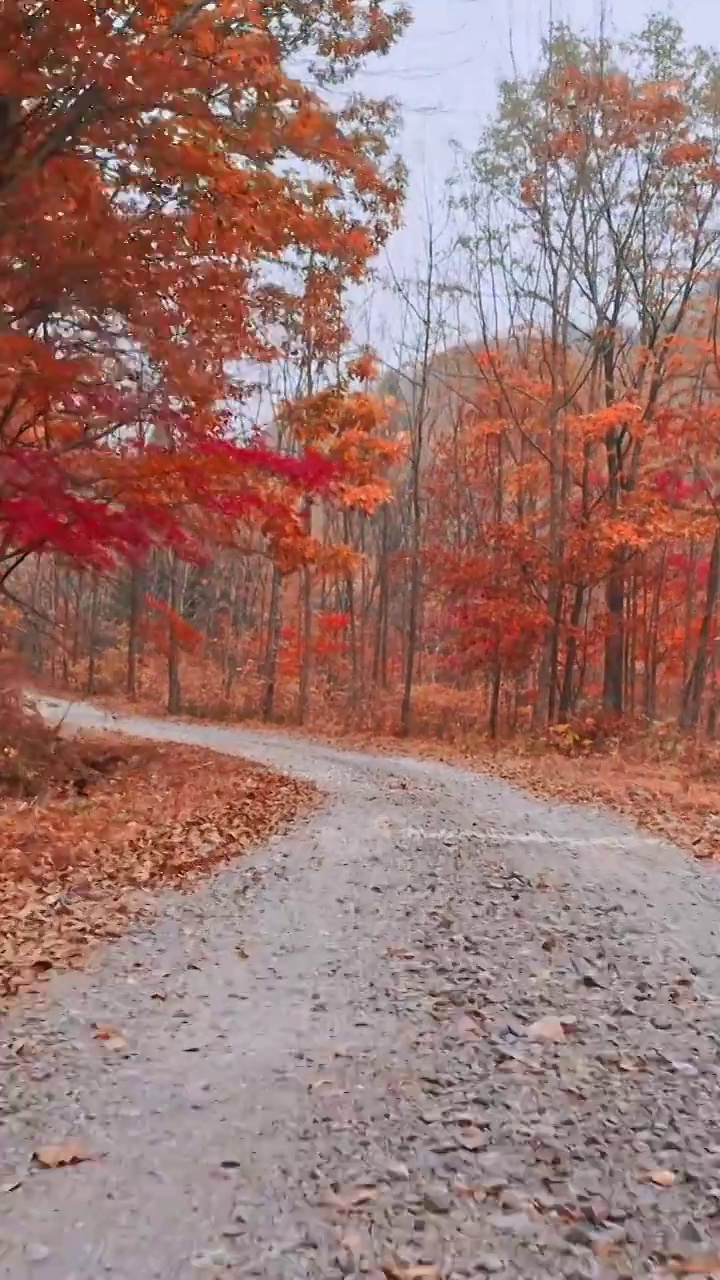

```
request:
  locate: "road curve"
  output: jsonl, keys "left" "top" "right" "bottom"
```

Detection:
{"left": 1, "top": 698, "right": 720, "bottom": 1279}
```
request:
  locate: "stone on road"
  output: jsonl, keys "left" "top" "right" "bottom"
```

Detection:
{"left": 2, "top": 700, "right": 720, "bottom": 1278}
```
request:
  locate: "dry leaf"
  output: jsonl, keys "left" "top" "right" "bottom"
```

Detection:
{"left": 458, "top": 1127, "right": 485, "bottom": 1151}
{"left": 669, "top": 1256, "right": 720, "bottom": 1275}
{"left": 648, "top": 1168, "right": 675, "bottom": 1187}
{"left": 92, "top": 1023, "right": 127, "bottom": 1051}
{"left": 382, "top": 1259, "right": 442, "bottom": 1280}
{"left": 321, "top": 1184, "right": 378, "bottom": 1212}
{"left": 33, "top": 1140, "right": 95, "bottom": 1169}
{"left": 454, "top": 1013, "right": 482, "bottom": 1039}
{"left": 527, "top": 1015, "right": 566, "bottom": 1044}
{"left": 337, "top": 1229, "right": 363, "bottom": 1267}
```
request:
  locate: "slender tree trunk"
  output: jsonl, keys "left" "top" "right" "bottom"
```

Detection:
{"left": 644, "top": 571, "right": 663, "bottom": 720}
{"left": 297, "top": 564, "right": 313, "bottom": 724}
{"left": 262, "top": 567, "right": 282, "bottom": 722}
{"left": 373, "top": 510, "right": 390, "bottom": 688}
{"left": 85, "top": 576, "right": 99, "bottom": 695}
{"left": 680, "top": 526, "right": 720, "bottom": 731}
{"left": 488, "top": 652, "right": 502, "bottom": 739}
{"left": 400, "top": 493, "right": 421, "bottom": 736}
{"left": 127, "top": 562, "right": 144, "bottom": 699}
{"left": 558, "top": 582, "right": 585, "bottom": 721}
{"left": 167, "top": 553, "right": 183, "bottom": 715}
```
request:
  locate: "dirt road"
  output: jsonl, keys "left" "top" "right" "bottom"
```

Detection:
{"left": 2, "top": 700, "right": 720, "bottom": 1279}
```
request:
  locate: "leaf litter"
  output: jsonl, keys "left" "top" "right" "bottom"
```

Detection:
{"left": 0, "top": 731, "right": 318, "bottom": 1007}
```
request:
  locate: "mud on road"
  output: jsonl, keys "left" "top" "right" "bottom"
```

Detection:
{"left": 2, "top": 700, "right": 720, "bottom": 1279}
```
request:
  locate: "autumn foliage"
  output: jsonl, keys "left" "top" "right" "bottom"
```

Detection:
{"left": 10, "top": 14, "right": 720, "bottom": 764}
{"left": 0, "top": 0, "right": 406, "bottom": 579}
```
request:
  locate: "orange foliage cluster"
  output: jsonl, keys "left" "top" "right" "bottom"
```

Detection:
{"left": 0, "top": 0, "right": 406, "bottom": 574}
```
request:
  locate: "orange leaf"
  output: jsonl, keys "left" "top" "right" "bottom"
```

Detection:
{"left": 34, "top": 1140, "right": 96, "bottom": 1169}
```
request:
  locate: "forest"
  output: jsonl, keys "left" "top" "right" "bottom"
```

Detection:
{"left": 5, "top": 12, "right": 720, "bottom": 1269}
{"left": 5, "top": 12, "right": 720, "bottom": 762}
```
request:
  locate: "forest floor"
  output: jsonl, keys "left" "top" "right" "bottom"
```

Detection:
{"left": 0, "top": 707, "right": 317, "bottom": 1009}
{"left": 2, "top": 699, "right": 720, "bottom": 1278}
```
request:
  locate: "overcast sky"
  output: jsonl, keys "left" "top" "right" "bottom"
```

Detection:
{"left": 341, "top": 0, "right": 714, "bottom": 354}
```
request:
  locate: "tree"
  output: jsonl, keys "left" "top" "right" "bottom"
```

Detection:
{"left": 454, "top": 13, "right": 720, "bottom": 719}
{"left": 0, "top": 0, "right": 409, "bottom": 587}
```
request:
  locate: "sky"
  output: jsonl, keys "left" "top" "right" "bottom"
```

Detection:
{"left": 340, "top": 0, "right": 715, "bottom": 354}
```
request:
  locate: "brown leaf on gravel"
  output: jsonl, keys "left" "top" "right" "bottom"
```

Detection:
{"left": 321, "top": 1184, "right": 379, "bottom": 1212}
{"left": 92, "top": 1023, "right": 127, "bottom": 1051}
{"left": 648, "top": 1168, "right": 676, "bottom": 1187}
{"left": 338, "top": 1230, "right": 364, "bottom": 1267}
{"left": 458, "top": 1127, "right": 485, "bottom": 1151}
{"left": 33, "top": 1140, "right": 96, "bottom": 1169}
{"left": 527, "top": 1015, "right": 566, "bottom": 1043}
{"left": 669, "top": 1258, "right": 720, "bottom": 1275}
{"left": 453, "top": 1012, "right": 483, "bottom": 1039}
{"left": 382, "top": 1259, "right": 442, "bottom": 1280}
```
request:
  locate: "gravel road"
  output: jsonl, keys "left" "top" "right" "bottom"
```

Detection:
{"left": 3, "top": 700, "right": 720, "bottom": 1280}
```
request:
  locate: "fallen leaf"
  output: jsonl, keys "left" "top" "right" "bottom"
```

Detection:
{"left": 648, "top": 1168, "right": 676, "bottom": 1187}
{"left": 320, "top": 1184, "right": 378, "bottom": 1212}
{"left": 382, "top": 1259, "right": 442, "bottom": 1280}
{"left": 669, "top": 1256, "right": 720, "bottom": 1275}
{"left": 527, "top": 1015, "right": 566, "bottom": 1043}
{"left": 454, "top": 1013, "right": 483, "bottom": 1038}
{"left": 92, "top": 1023, "right": 127, "bottom": 1051}
{"left": 458, "top": 1127, "right": 485, "bottom": 1151}
{"left": 235, "top": 945, "right": 249, "bottom": 959}
{"left": 33, "top": 1140, "right": 95, "bottom": 1169}
{"left": 337, "top": 1229, "right": 363, "bottom": 1267}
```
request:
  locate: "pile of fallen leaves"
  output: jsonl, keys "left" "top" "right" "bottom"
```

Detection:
{"left": 0, "top": 728, "right": 318, "bottom": 1008}
{"left": 0, "top": 681, "right": 114, "bottom": 800}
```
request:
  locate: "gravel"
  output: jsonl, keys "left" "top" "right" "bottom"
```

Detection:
{"left": 1, "top": 698, "right": 720, "bottom": 1278}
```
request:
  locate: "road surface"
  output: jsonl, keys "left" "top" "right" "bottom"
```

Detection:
{"left": 2, "top": 699, "right": 720, "bottom": 1279}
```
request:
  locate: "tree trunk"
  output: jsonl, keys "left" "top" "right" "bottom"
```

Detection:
{"left": 680, "top": 526, "right": 720, "bottom": 731}
{"left": 126, "top": 562, "right": 144, "bottom": 699}
{"left": 297, "top": 565, "right": 313, "bottom": 724}
{"left": 558, "top": 582, "right": 585, "bottom": 721}
{"left": 167, "top": 553, "right": 182, "bottom": 715}
{"left": 400, "top": 512, "right": 421, "bottom": 736}
{"left": 603, "top": 548, "right": 625, "bottom": 714}
{"left": 85, "top": 576, "right": 99, "bottom": 696}
{"left": 488, "top": 654, "right": 502, "bottom": 739}
{"left": 262, "top": 567, "right": 282, "bottom": 722}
